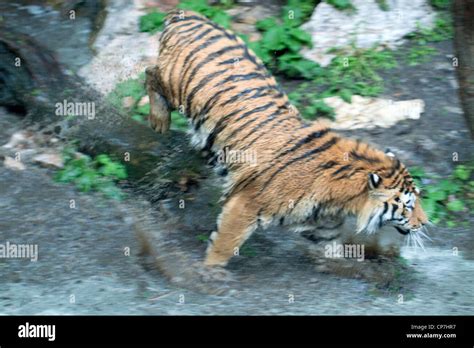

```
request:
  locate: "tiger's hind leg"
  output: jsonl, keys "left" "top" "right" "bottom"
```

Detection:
{"left": 145, "top": 65, "right": 171, "bottom": 134}
{"left": 204, "top": 191, "right": 259, "bottom": 267}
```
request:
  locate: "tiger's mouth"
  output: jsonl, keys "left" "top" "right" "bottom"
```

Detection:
{"left": 394, "top": 226, "right": 410, "bottom": 235}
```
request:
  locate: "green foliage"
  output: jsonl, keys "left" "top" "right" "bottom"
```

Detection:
{"left": 325, "top": 0, "right": 355, "bottom": 11}
{"left": 404, "top": 14, "right": 453, "bottom": 65}
{"left": 285, "top": 46, "right": 397, "bottom": 121}
{"left": 196, "top": 234, "right": 209, "bottom": 242}
{"left": 107, "top": 74, "right": 145, "bottom": 107}
{"left": 139, "top": 12, "right": 167, "bottom": 33}
{"left": 283, "top": 0, "right": 319, "bottom": 26}
{"left": 316, "top": 47, "right": 397, "bottom": 98}
{"left": 430, "top": 0, "right": 451, "bottom": 10}
{"left": 139, "top": 0, "right": 232, "bottom": 33}
{"left": 178, "top": 0, "right": 232, "bottom": 28}
{"left": 250, "top": 1, "right": 321, "bottom": 79}
{"left": 410, "top": 164, "right": 474, "bottom": 226}
{"left": 406, "top": 45, "right": 437, "bottom": 66}
{"left": 55, "top": 148, "right": 128, "bottom": 200}
{"left": 288, "top": 88, "right": 335, "bottom": 120}
{"left": 170, "top": 111, "right": 188, "bottom": 130}
{"left": 407, "top": 16, "right": 453, "bottom": 44}
{"left": 107, "top": 75, "right": 188, "bottom": 131}
{"left": 375, "top": 0, "right": 389, "bottom": 11}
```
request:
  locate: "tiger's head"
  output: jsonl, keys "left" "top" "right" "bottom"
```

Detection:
{"left": 356, "top": 150, "right": 429, "bottom": 247}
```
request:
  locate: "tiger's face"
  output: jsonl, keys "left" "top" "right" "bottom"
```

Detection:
{"left": 357, "top": 152, "right": 429, "bottom": 247}
{"left": 379, "top": 183, "right": 428, "bottom": 235}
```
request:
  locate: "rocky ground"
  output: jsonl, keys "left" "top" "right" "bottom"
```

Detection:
{"left": 0, "top": 0, "right": 472, "bottom": 315}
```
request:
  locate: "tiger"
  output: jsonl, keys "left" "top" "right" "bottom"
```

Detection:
{"left": 145, "top": 10, "right": 429, "bottom": 267}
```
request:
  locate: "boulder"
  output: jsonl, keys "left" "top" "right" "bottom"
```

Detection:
{"left": 302, "top": 0, "right": 436, "bottom": 66}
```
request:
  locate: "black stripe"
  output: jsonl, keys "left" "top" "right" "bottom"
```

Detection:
{"left": 238, "top": 110, "right": 292, "bottom": 150}
{"left": 242, "top": 44, "right": 267, "bottom": 72}
{"left": 167, "top": 14, "right": 208, "bottom": 25}
{"left": 312, "top": 205, "right": 321, "bottom": 220}
{"left": 259, "top": 137, "right": 340, "bottom": 192}
{"left": 161, "top": 21, "right": 199, "bottom": 40}
{"left": 217, "top": 57, "right": 244, "bottom": 66}
{"left": 185, "top": 69, "right": 228, "bottom": 115}
{"left": 219, "top": 87, "right": 269, "bottom": 107}
{"left": 177, "top": 23, "right": 207, "bottom": 35}
{"left": 204, "top": 109, "right": 244, "bottom": 151}
{"left": 193, "top": 86, "right": 237, "bottom": 130}
{"left": 350, "top": 150, "right": 381, "bottom": 164}
{"left": 205, "top": 20, "right": 237, "bottom": 41}
{"left": 176, "top": 29, "right": 219, "bottom": 102}
{"left": 319, "top": 161, "right": 338, "bottom": 170}
{"left": 332, "top": 164, "right": 352, "bottom": 177}
{"left": 386, "top": 158, "right": 401, "bottom": 178}
{"left": 233, "top": 102, "right": 274, "bottom": 122}
{"left": 334, "top": 168, "right": 362, "bottom": 180}
{"left": 180, "top": 44, "right": 243, "bottom": 106}
{"left": 389, "top": 175, "right": 403, "bottom": 189}
{"left": 223, "top": 104, "right": 279, "bottom": 144}
{"left": 275, "top": 128, "right": 330, "bottom": 161}
{"left": 292, "top": 192, "right": 306, "bottom": 209}
{"left": 215, "top": 72, "right": 267, "bottom": 87}
{"left": 165, "top": 24, "right": 211, "bottom": 103}
{"left": 162, "top": 22, "right": 204, "bottom": 49}
{"left": 390, "top": 203, "right": 399, "bottom": 220}
{"left": 230, "top": 130, "right": 330, "bottom": 195}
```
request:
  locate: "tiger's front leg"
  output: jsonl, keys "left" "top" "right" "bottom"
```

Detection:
{"left": 205, "top": 191, "right": 259, "bottom": 267}
{"left": 145, "top": 65, "right": 171, "bottom": 134}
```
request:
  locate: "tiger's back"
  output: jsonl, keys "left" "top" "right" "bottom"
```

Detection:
{"left": 157, "top": 11, "right": 301, "bottom": 153}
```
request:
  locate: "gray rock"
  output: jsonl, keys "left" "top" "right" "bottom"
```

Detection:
{"left": 302, "top": 0, "right": 436, "bottom": 66}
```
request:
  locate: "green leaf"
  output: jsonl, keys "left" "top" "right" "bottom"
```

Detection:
{"left": 339, "top": 89, "right": 352, "bottom": 103}
{"left": 439, "top": 179, "right": 460, "bottom": 194}
{"left": 446, "top": 200, "right": 465, "bottom": 212}
{"left": 211, "top": 11, "right": 231, "bottom": 28}
{"left": 139, "top": 12, "right": 166, "bottom": 33}
{"left": 286, "top": 38, "right": 302, "bottom": 53}
{"left": 136, "top": 103, "right": 150, "bottom": 115}
{"left": 262, "top": 27, "right": 286, "bottom": 51}
{"left": 248, "top": 42, "right": 272, "bottom": 64}
{"left": 289, "top": 28, "right": 312, "bottom": 46}
{"left": 256, "top": 17, "right": 278, "bottom": 31}
{"left": 454, "top": 165, "right": 470, "bottom": 181}
{"left": 171, "top": 111, "right": 189, "bottom": 131}
{"left": 429, "top": 189, "right": 447, "bottom": 202}
{"left": 97, "top": 182, "right": 126, "bottom": 200}
{"left": 197, "top": 234, "right": 209, "bottom": 242}
{"left": 326, "top": 0, "right": 355, "bottom": 11}
{"left": 95, "top": 154, "right": 112, "bottom": 165}
{"left": 132, "top": 114, "right": 146, "bottom": 123}
{"left": 409, "top": 166, "right": 426, "bottom": 179}
{"left": 446, "top": 220, "right": 456, "bottom": 228}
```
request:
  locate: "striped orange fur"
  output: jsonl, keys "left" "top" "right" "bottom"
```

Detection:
{"left": 145, "top": 10, "right": 428, "bottom": 267}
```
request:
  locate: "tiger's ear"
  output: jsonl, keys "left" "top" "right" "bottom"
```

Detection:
{"left": 385, "top": 148, "right": 395, "bottom": 158}
{"left": 368, "top": 173, "right": 381, "bottom": 190}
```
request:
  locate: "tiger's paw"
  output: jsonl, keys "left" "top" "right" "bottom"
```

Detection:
{"left": 148, "top": 112, "right": 170, "bottom": 134}
{"left": 193, "top": 261, "right": 235, "bottom": 283}
{"left": 189, "top": 262, "right": 237, "bottom": 295}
